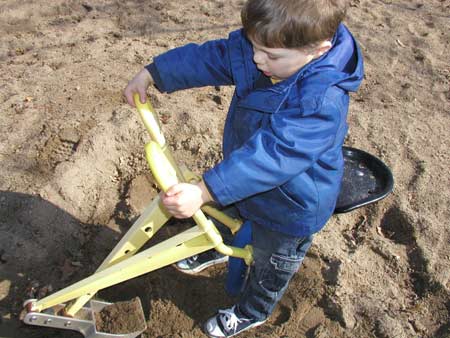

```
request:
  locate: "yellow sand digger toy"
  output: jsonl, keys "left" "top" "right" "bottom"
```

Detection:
{"left": 22, "top": 94, "right": 253, "bottom": 338}
{"left": 22, "top": 94, "right": 394, "bottom": 337}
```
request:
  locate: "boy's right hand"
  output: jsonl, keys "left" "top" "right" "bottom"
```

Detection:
{"left": 123, "top": 68, "right": 154, "bottom": 107}
{"left": 160, "top": 181, "right": 214, "bottom": 219}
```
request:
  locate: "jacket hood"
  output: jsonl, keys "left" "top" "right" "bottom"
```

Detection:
{"left": 297, "top": 24, "right": 364, "bottom": 93}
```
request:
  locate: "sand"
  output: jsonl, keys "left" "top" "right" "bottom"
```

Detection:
{"left": 94, "top": 297, "right": 146, "bottom": 334}
{"left": 0, "top": 1, "right": 449, "bottom": 338}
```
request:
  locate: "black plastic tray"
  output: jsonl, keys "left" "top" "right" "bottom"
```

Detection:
{"left": 334, "top": 146, "right": 394, "bottom": 213}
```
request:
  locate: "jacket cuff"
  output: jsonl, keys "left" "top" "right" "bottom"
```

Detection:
{"left": 203, "top": 169, "right": 235, "bottom": 207}
{"left": 145, "top": 63, "right": 166, "bottom": 93}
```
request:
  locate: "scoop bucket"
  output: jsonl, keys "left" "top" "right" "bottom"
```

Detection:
{"left": 22, "top": 299, "right": 146, "bottom": 338}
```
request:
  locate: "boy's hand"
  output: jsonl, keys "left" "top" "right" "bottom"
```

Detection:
{"left": 161, "top": 181, "right": 213, "bottom": 219}
{"left": 123, "top": 68, "right": 154, "bottom": 107}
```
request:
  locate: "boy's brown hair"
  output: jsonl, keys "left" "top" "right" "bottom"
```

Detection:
{"left": 241, "top": 0, "right": 348, "bottom": 48}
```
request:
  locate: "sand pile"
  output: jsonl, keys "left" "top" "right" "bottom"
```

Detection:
{"left": 0, "top": 1, "right": 448, "bottom": 337}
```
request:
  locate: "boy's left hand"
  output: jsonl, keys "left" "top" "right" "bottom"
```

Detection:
{"left": 161, "top": 181, "right": 213, "bottom": 218}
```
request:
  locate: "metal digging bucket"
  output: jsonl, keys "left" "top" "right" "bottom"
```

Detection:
{"left": 23, "top": 298, "right": 147, "bottom": 338}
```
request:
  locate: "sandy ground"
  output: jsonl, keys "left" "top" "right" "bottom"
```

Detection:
{"left": 0, "top": 1, "right": 449, "bottom": 337}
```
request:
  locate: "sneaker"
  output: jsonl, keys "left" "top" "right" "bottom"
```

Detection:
{"left": 204, "top": 305, "right": 266, "bottom": 338}
{"left": 175, "top": 250, "right": 228, "bottom": 274}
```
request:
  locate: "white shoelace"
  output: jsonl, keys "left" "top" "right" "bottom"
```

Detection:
{"left": 218, "top": 306, "right": 250, "bottom": 332}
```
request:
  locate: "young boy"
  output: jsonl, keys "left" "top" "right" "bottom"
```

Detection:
{"left": 124, "top": 0, "right": 363, "bottom": 336}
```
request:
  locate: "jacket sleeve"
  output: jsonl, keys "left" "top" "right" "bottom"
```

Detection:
{"left": 203, "top": 94, "right": 343, "bottom": 206}
{"left": 145, "top": 37, "right": 235, "bottom": 93}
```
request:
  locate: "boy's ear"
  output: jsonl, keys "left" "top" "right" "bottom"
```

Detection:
{"left": 314, "top": 40, "right": 332, "bottom": 58}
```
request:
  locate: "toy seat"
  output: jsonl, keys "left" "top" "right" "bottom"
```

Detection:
{"left": 335, "top": 146, "right": 394, "bottom": 213}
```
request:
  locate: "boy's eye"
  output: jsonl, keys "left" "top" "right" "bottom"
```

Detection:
{"left": 268, "top": 55, "right": 279, "bottom": 60}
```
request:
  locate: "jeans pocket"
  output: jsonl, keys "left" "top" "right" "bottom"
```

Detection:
{"left": 258, "top": 254, "right": 303, "bottom": 293}
{"left": 270, "top": 254, "right": 303, "bottom": 273}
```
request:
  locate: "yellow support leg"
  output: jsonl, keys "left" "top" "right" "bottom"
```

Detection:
{"left": 65, "top": 195, "right": 171, "bottom": 316}
{"left": 31, "top": 226, "right": 214, "bottom": 313}
{"left": 31, "top": 224, "right": 253, "bottom": 313}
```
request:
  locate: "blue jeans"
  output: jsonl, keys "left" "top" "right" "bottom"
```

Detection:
{"left": 237, "top": 223, "right": 314, "bottom": 321}
{"left": 209, "top": 206, "right": 314, "bottom": 321}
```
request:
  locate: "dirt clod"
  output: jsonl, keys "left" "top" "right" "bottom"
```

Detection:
{"left": 94, "top": 297, "right": 146, "bottom": 334}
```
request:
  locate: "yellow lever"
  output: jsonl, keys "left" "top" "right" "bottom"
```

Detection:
{"left": 134, "top": 93, "right": 166, "bottom": 147}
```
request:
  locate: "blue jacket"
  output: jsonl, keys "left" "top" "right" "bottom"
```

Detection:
{"left": 147, "top": 24, "right": 364, "bottom": 236}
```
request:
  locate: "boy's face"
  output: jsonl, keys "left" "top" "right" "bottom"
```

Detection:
{"left": 250, "top": 38, "right": 330, "bottom": 81}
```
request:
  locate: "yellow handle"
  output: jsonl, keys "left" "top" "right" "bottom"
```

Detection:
{"left": 145, "top": 141, "right": 179, "bottom": 191}
{"left": 133, "top": 93, "right": 166, "bottom": 147}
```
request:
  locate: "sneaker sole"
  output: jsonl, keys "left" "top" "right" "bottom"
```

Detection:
{"left": 174, "top": 256, "right": 229, "bottom": 275}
